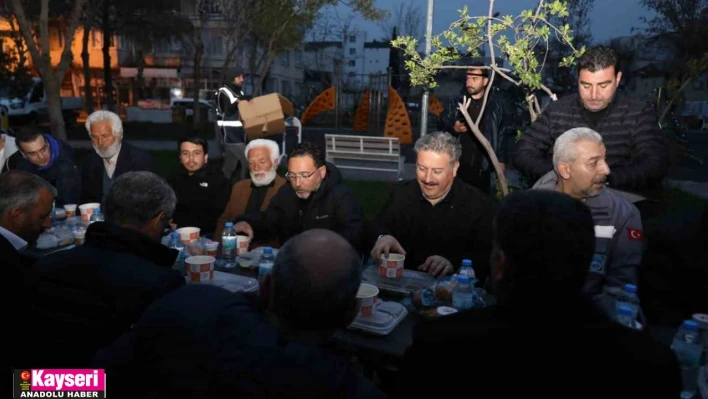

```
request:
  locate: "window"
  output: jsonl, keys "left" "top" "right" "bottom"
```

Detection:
{"left": 279, "top": 51, "right": 290, "bottom": 66}
{"left": 347, "top": 60, "right": 355, "bottom": 67}
{"left": 294, "top": 51, "right": 303, "bottom": 67}
{"left": 349, "top": 35, "right": 356, "bottom": 43}
{"left": 349, "top": 48, "right": 356, "bottom": 55}
{"left": 208, "top": 36, "right": 224, "bottom": 56}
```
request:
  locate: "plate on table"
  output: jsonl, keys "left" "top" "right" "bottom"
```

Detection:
{"left": 348, "top": 301, "right": 408, "bottom": 336}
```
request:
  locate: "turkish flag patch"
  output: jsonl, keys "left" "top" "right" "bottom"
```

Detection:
{"left": 627, "top": 228, "right": 643, "bottom": 241}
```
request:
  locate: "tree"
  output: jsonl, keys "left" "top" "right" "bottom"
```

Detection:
{"left": 0, "top": 3, "right": 34, "bottom": 99}
{"left": 393, "top": 0, "right": 584, "bottom": 196}
{"left": 379, "top": 0, "right": 423, "bottom": 42}
{"left": 217, "top": 0, "right": 260, "bottom": 85}
{"left": 9, "top": 0, "right": 86, "bottom": 140}
{"left": 638, "top": 0, "right": 708, "bottom": 125}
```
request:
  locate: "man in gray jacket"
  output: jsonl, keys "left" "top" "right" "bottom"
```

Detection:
{"left": 532, "top": 127, "right": 643, "bottom": 318}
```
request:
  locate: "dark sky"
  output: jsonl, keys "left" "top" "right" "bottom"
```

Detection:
{"left": 353, "top": 0, "right": 656, "bottom": 44}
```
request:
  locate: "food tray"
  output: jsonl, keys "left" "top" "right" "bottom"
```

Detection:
{"left": 348, "top": 301, "right": 408, "bottom": 336}
{"left": 362, "top": 265, "right": 436, "bottom": 297}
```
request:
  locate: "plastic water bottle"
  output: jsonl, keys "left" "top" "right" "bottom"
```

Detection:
{"left": 221, "top": 222, "right": 237, "bottom": 268}
{"left": 459, "top": 259, "right": 476, "bottom": 279}
{"left": 615, "top": 283, "right": 640, "bottom": 321}
{"left": 258, "top": 247, "right": 275, "bottom": 282}
{"left": 168, "top": 232, "right": 185, "bottom": 275}
{"left": 89, "top": 208, "right": 103, "bottom": 224}
{"left": 452, "top": 274, "right": 475, "bottom": 310}
{"left": 616, "top": 305, "right": 636, "bottom": 329}
{"left": 671, "top": 320, "right": 704, "bottom": 398}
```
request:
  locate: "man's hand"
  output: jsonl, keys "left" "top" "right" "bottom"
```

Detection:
{"left": 418, "top": 256, "right": 453, "bottom": 277}
{"left": 453, "top": 120, "right": 468, "bottom": 133}
{"left": 234, "top": 221, "right": 254, "bottom": 240}
{"left": 371, "top": 235, "right": 406, "bottom": 265}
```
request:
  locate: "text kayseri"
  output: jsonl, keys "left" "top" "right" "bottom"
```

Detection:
{"left": 20, "top": 392, "right": 99, "bottom": 397}
{"left": 31, "top": 370, "right": 100, "bottom": 390}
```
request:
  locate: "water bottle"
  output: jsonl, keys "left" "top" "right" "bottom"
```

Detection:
{"left": 221, "top": 222, "right": 237, "bottom": 268}
{"left": 615, "top": 305, "right": 636, "bottom": 329}
{"left": 672, "top": 320, "right": 703, "bottom": 398}
{"left": 89, "top": 208, "right": 103, "bottom": 224}
{"left": 451, "top": 274, "right": 475, "bottom": 310}
{"left": 168, "top": 232, "right": 185, "bottom": 275}
{"left": 615, "top": 283, "right": 640, "bottom": 321}
{"left": 258, "top": 247, "right": 275, "bottom": 282}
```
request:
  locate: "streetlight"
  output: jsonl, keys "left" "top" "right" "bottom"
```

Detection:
{"left": 419, "top": 0, "right": 434, "bottom": 137}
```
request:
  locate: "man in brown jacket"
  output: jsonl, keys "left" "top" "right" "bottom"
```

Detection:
{"left": 214, "top": 139, "right": 285, "bottom": 244}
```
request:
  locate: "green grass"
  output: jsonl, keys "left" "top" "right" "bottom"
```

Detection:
{"left": 67, "top": 122, "right": 215, "bottom": 141}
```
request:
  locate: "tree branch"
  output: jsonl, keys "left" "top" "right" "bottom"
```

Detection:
{"left": 39, "top": 0, "right": 49, "bottom": 56}
{"left": 9, "top": 0, "right": 45, "bottom": 69}
{"left": 56, "top": 0, "right": 87, "bottom": 80}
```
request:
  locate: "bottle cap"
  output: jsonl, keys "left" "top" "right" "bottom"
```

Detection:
{"left": 462, "top": 259, "right": 472, "bottom": 267}
{"left": 457, "top": 274, "right": 470, "bottom": 283}
{"left": 623, "top": 283, "right": 637, "bottom": 294}
{"left": 225, "top": 222, "right": 233, "bottom": 228}
{"left": 171, "top": 232, "right": 179, "bottom": 238}
{"left": 683, "top": 320, "right": 699, "bottom": 331}
{"left": 263, "top": 247, "right": 272, "bottom": 254}
{"left": 618, "top": 305, "right": 632, "bottom": 315}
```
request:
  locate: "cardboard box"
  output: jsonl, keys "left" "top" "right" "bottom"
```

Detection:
{"left": 238, "top": 93, "right": 294, "bottom": 139}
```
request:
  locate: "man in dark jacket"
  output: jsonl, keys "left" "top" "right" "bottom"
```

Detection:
{"left": 168, "top": 136, "right": 230, "bottom": 234}
{"left": 2, "top": 171, "right": 56, "bottom": 370}
{"left": 235, "top": 142, "right": 365, "bottom": 251}
{"left": 30, "top": 171, "right": 185, "bottom": 368}
{"left": 369, "top": 132, "right": 494, "bottom": 279}
{"left": 438, "top": 62, "right": 505, "bottom": 194}
{"left": 82, "top": 110, "right": 153, "bottom": 204}
{"left": 514, "top": 46, "right": 668, "bottom": 196}
{"left": 11, "top": 125, "right": 81, "bottom": 206}
{"left": 395, "top": 190, "right": 681, "bottom": 399}
{"left": 532, "top": 128, "right": 643, "bottom": 319}
{"left": 94, "top": 229, "right": 383, "bottom": 398}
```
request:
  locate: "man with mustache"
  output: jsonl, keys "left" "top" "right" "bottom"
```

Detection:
{"left": 81, "top": 110, "right": 153, "bottom": 204}
{"left": 168, "top": 136, "right": 230, "bottom": 234}
{"left": 214, "top": 139, "right": 286, "bottom": 243}
{"left": 368, "top": 132, "right": 494, "bottom": 279}
{"left": 532, "top": 127, "right": 643, "bottom": 318}
{"left": 514, "top": 46, "right": 667, "bottom": 198}
{"left": 438, "top": 61, "right": 505, "bottom": 194}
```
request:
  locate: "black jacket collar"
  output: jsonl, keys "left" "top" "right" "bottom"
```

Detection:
{"left": 84, "top": 221, "right": 177, "bottom": 267}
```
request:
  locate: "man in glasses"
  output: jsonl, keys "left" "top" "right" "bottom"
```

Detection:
{"left": 10, "top": 125, "right": 81, "bottom": 206}
{"left": 234, "top": 142, "right": 365, "bottom": 251}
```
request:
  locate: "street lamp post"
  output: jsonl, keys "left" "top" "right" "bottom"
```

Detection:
{"left": 419, "top": 0, "right": 434, "bottom": 137}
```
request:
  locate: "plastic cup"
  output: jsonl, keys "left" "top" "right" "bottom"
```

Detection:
{"left": 63, "top": 204, "right": 77, "bottom": 217}
{"left": 78, "top": 203, "right": 100, "bottom": 222}
{"left": 176, "top": 227, "right": 201, "bottom": 244}
{"left": 72, "top": 230, "right": 86, "bottom": 245}
{"left": 379, "top": 253, "right": 405, "bottom": 278}
{"left": 204, "top": 242, "right": 219, "bottom": 257}
{"left": 236, "top": 235, "right": 250, "bottom": 255}
{"left": 185, "top": 255, "right": 215, "bottom": 283}
{"left": 356, "top": 283, "right": 379, "bottom": 317}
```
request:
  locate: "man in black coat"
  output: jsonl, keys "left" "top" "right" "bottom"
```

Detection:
{"left": 369, "top": 132, "right": 494, "bottom": 280}
{"left": 395, "top": 191, "right": 681, "bottom": 399}
{"left": 94, "top": 229, "right": 383, "bottom": 398}
{"left": 30, "top": 171, "right": 185, "bottom": 368}
{"left": 2, "top": 172, "right": 56, "bottom": 370}
{"left": 168, "top": 136, "right": 230, "bottom": 234}
{"left": 235, "top": 142, "right": 365, "bottom": 251}
{"left": 439, "top": 62, "right": 506, "bottom": 194}
{"left": 11, "top": 125, "right": 81, "bottom": 206}
{"left": 514, "top": 46, "right": 668, "bottom": 196}
{"left": 81, "top": 110, "right": 153, "bottom": 204}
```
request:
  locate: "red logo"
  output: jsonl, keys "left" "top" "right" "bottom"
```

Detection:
{"left": 627, "top": 228, "right": 643, "bottom": 241}
{"left": 20, "top": 370, "right": 30, "bottom": 381}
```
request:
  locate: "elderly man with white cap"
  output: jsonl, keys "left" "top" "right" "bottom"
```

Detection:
{"left": 81, "top": 110, "right": 153, "bottom": 203}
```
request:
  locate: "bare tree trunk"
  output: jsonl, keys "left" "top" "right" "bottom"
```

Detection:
{"left": 192, "top": 28, "right": 204, "bottom": 127}
{"left": 81, "top": 24, "right": 94, "bottom": 113}
{"left": 102, "top": 0, "right": 115, "bottom": 110}
{"left": 136, "top": 49, "right": 146, "bottom": 100}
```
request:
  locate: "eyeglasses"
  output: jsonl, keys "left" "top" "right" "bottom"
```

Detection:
{"left": 285, "top": 170, "right": 318, "bottom": 181}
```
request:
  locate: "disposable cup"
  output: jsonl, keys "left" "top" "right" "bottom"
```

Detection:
{"left": 79, "top": 203, "right": 100, "bottom": 222}
{"left": 379, "top": 253, "right": 405, "bottom": 278}
{"left": 176, "top": 227, "right": 201, "bottom": 244}
{"left": 185, "top": 255, "right": 215, "bottom": 283}
{"left": 356, "top": 283, "right": 379, "bottom": 317}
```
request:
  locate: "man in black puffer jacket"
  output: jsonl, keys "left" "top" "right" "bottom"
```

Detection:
{"left": 514, "top": 46, "right": 668, "bottom": 197}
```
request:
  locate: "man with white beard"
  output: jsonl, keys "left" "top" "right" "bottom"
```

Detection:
{"left": 214, "top": 139, "right": 285, "bottom": 244}
{"left": 81, "top": 111, "right": 153, "bottom": 204}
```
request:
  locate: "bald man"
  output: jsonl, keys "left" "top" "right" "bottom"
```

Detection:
{"left": 96, "top": 229, "right": 382, "bottom": 398}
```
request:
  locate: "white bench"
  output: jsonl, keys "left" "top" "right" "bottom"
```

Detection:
{"left": 325, "top": 134, "right": 405, "bottom": 180}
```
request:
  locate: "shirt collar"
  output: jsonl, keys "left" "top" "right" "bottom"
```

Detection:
{"left": 0, "top": 225, "right": 28, "bottom": 251}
